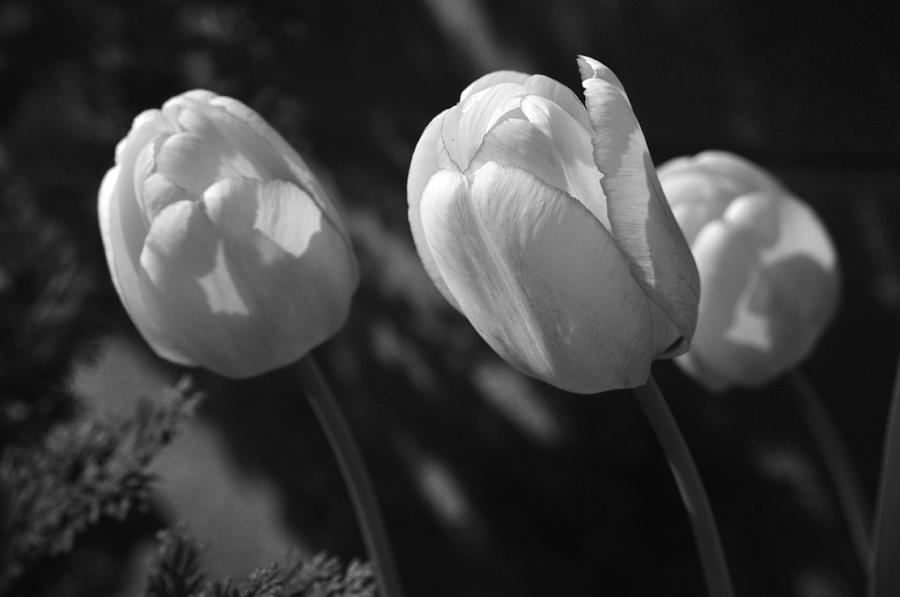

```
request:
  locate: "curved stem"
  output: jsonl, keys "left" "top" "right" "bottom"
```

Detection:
{"left": 868, "top": 353, "right": 900, "bottom": 597}
{"left": 634, "top": 375, "right": 735, "bottom": 597}
{"left": 788, "top": 370, "right": 870, "bottom": 569}
{"left": 294, "top": 355, "right": 405, "bottom": 597}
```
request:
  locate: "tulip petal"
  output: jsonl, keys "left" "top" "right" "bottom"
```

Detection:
{"left": 460, "top": 71, "right": 530, "bottom": 101}
{"left": 442, "top": 82, "right": 525, "bottom": 169}
{"left": 468, "top": 118, "right": 567, "bottom": 192}
{"left": 200, "top": 92, "right": 355, "bottom": 250}
{"left": 658, "top": 166, "right": 736, "bottom": 245}
{"left": 687, "top": 201, "right": 836, "bottom": 390}
{"left": 520, "top": 94, "right": 610, "bottom": 229}
{"left": 156, "top": 132, "right": 233, "bottom": 194}
{"left": 576, "top": 55, "right": 630, "bottom": 103}
{"left": 100, "top": 114, "right": 195, "bottom": 366}
{"left": 420, "top": 162, "right": 654, "bottom": 393}
{"left": 687, "top": 220, "right": 772, "bottom": 388}
{"left": 524, "top": 74, "right": 593, "bottom": 132}
{"left": 139, "top": 179, "right": 356, "bottom": 378}
{"left": 578, "top": 55, "right": 699, "bottom": 348}
{"left": 690, "top": 151, "right": 786, "bottom": 196}
{"left": 407, "top": 109, "right": 461, "bottom": 309}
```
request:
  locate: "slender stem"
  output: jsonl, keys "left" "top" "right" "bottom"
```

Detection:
{"left": 634, "top": 376, "right": 736, "bottom": 597}
{"left": 868, "top": 354, "right": 900, "bottom": 597}
{"left": 788, "top": 370, "right": 871, "bottom": 568}
{"left": 294, "top": 354, "right": 404, "bottom": 597}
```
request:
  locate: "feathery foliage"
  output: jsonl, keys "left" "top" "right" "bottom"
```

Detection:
{"left": 0, "top": 378, "right": 200, "bottom": 591}
{"left": 146, "top": 528, "right": 376, "bottom": 597}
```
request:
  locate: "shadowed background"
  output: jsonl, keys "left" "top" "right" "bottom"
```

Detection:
{"left": 2, "top": 0, "right": 899, "bottom": 595}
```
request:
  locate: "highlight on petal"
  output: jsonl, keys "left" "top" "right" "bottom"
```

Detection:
{"left": 203, "top": 92, "right": 355, "bottom": 250}
{"left": 138, "top": 181, "right": 357, "bottom": 378}
{"left": 419, "top": 162, "right": 654, "bottom": 393}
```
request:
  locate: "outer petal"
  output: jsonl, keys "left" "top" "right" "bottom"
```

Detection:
{"left": 99, "top": 116, "right": 193, "bottom": 366}
{"left": 170, "top": 91, "right": 355, "bottom": 261}
{"left": 688, "top": 151, "right": 786, "bottom": 196}
{"left": 659, "top": 151, "right": 789, "bottom": 246}
{"left": 523, "top": 74, "right": 593, "bottom": 132}
{"left": 578, "top": 55, "right": 699, "bottom": 353}
{"left": 442, "top": 82, "right": 526, "bottom": 169}
{"left": 468, "top": 118, "right": 567, "bottom": 192}
{"left": 139, "top": 179, "right": 357, "bottom": 378}
{"left": 419, "top": 162, "right": 654, "bottom": 393}
{"left": 683, "top": 219, "right": 771, "bottom": 389}
{"left": 520, "top": 94, "right": 610, "bottom": 229}
{"left": 407, "top": 109, "right": 461, "bottom": 309}
{"left": 659, "top": 165, "right": 742, "bottom": 245}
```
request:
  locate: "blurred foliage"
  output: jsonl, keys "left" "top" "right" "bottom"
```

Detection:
{"left": 146, "top": 528, "right": 374, "bottom": 597}
{"left": 0, "top": 379, "right": 199, "bottom": 595}
{"left": 0, "top": 0, "right": 898, "bottom": 596}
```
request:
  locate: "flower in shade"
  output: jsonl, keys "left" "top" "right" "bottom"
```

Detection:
{"left": 658, "top": 151, "right": 840, "bottom": 391}
{"left": 406, "top": 56, "right": 699, "bottom": 394}
{"left": 99, "top": 90, "right": 358, "bottom": 378}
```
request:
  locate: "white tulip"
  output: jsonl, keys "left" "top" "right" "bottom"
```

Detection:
{"left": 659, "top": 151, "right": 840, "bottom": 390}
{"left": 99, "top": 90, "right": 358, "bottom": 378}
{"left": 407, "top": 57, "right": 699, "bottom": 394}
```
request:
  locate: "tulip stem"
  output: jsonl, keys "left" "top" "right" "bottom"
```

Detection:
{"left": 787, "top": 370, "right": 871, "bottom": 569}
{"left": 634, "top": 376, "right": 735, "bottom": 597}
{"left": 295, "top": 355, "right": 404, "bottom": 597}
{"left": 868, "top": 353, "right": 900, "bottom": 597}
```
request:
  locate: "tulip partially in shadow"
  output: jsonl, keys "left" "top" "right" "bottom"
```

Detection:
{"left": 408, "top": 57, "right": 737, "bottom": 597}
{"left": 659, "top": 152, "right": 868, "bottom": 570}
{"left": 407, "top": 56, "right": 698, "bottom": 394}
{"left": 658, "top": 151, "right": 839, "bottom": 390}
{"left": 99, "top": 91, "right": 404, "bottom": 597}
{"left": 99, "top": 90, "right": 358, "bottom": 378}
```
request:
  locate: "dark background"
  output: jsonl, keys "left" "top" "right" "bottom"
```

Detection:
{"left": 2, "top": 0, "right": 900, "bottom": 595}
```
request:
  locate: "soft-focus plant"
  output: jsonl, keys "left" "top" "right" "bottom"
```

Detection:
{"left": 407, "top": 56, "right": 699, "bottom": 394}
{"left": 658, "top": 151, "right": 840, "bottom": 391}
{"left": 99, "top": 90, "right": 358, "bottom": 378}
{"left": 659, "top": 151, "right": 864, "bottom": 575}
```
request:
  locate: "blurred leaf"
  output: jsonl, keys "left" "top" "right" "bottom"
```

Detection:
{"left": 0, "top": 378, "right": 200, "bottom": 592}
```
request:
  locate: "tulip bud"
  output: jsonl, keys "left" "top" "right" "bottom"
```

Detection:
{"left": 407, "top": 57, "right": 699, "bottom": 394}
{"left": 658, "top": 151, "right": 840, "bottom": 391}
{"left": 99, "top": 90, "right": 358, "bottom": 378}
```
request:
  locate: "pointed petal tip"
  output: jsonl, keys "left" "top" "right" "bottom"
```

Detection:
{"left": 576, "top": 55, "right": 601, "bottom": 80}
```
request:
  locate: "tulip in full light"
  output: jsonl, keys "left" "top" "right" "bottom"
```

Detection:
{"left": 99, "top": 90, "right": 358, "bottom": 378}
{"left": 658, "top": 151, "right": 839, "bottom": 391}
{"left": 407, "top": 56, "right": 699, "bottom": 394}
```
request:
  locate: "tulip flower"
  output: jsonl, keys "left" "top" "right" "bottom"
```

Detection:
{"left": 99, "top": 90, "right": 358, "bottom": 378}
{"left": 407, "top": 56, "right": 699, "bottom": 394}
{"left": 658, "top": 151, "right": 839, "bottom": 391}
